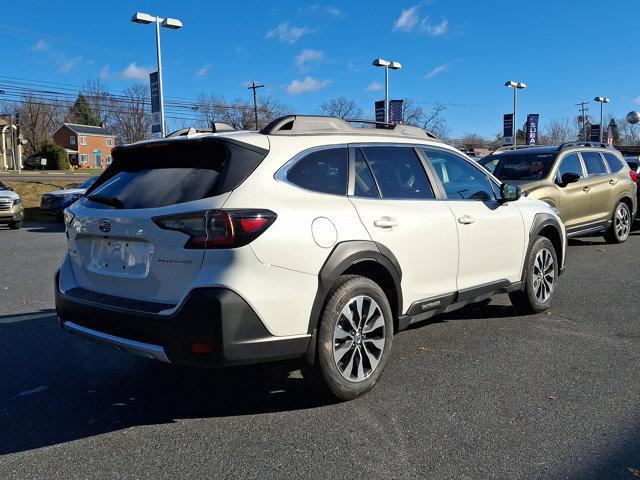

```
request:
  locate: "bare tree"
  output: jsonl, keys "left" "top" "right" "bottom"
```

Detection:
{"left": 110, "top": 84, "right": 151, "bottom": 144}
{"left": 401, "top": 100, "right": 449, "bottom": 138}
{"left": 540, "top": 117, "right": 578, "bottom": 145}
{"left": 318, "top": 97, "right": 363, "bottom": 119}
{"left": 617, "top": 116, "right": 640, "bottom": 145}
{"left": 14, "top": 93, "right": 66, "bottom": 155}
{"left": 456, "top": 133, "right": 489, "bottom": 150}
{"left": 82, "top": 78, "right": 114, "bottom": 126}
{"left": 195, "top": 92, "right": 291, "bottom": 130}
{"left": 257, "top": 95, "right": 291, "bottom": 126}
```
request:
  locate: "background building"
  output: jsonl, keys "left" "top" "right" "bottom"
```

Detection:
{"left": 52, "top": 123, "right": 115, "bottom": 168}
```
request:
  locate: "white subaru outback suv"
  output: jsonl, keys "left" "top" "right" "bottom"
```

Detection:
{"left": 56, "top": 116, "right": 566, "bottom": 400}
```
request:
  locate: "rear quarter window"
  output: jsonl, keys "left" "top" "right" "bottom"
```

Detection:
{"left": 286, "top": 147, "right": 348, "bottom": 195}
{"left": 602, "top": 153, "right": 624, "bottom": 173}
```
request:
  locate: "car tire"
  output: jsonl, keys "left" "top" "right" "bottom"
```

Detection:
{"left": 304, "top": 274, "right": 393, "bottom": 401}
{"left": 9, "top": 220, "right": 22, "bottom": 230}
{"left": 509, "top": 236, "right": 558, "bottom": 314}
{"left": 603, "top": 202, "right": 631, "bottom": 244}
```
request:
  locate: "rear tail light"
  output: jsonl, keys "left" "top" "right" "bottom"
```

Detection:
{"left": 153, "top": 209, "right": 276, "bottom": 249}
{"left": 630, "top": 170, "right": 638, "bottom": 183}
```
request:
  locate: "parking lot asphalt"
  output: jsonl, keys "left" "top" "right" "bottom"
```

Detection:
{"left": 1, "top": 222, "right": 639, "bottom": 480}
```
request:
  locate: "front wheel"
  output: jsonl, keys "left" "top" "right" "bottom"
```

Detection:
{"left": 509, "top": 236, "right": 558, "bottom": 314}
{"left": 305, "top": 275, "right": 393, "bottom": 401}
{"left": 9, "top": 220, "right": 22, "bottom": 230}
{"left": 604, "top": 202, "right": 631, "bottom": 244}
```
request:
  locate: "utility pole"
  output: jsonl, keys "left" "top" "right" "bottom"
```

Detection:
{"left": 15, "top": 111, "right": 21, "bottom": 174}
{"left": 247, "top": 81, "right": 264, "bottom": 131}
{"left": 576, "top": 101, "right": 590, "bottom": 141}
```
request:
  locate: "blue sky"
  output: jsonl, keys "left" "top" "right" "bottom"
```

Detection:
{"left": 4, "top": 0, "right": 640, "bottom": 137}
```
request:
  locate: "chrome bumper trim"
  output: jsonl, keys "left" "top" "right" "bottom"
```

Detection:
{"left": 63, "top": 321, "right": 170, "bottom": 363}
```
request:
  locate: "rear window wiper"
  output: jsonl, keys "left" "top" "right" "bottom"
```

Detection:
{"left": 87, "top": 194, "right": 124, "bottom": 209}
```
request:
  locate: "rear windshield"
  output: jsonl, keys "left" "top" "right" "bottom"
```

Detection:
{"left": 481, "top": 152, "right": 556, "bottom": 181}
{"left": 84, "top": 138, "right": 267, "bottom": 209}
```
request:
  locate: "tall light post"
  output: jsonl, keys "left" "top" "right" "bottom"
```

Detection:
{"left": 372, "top": 58, "right": 402, "bottom": 123}
{"left": 505, "top": 80, "right": 526, "bottom": 146}
{"left": 594, "top": 97, "right": 610, "bottom": 142}
{"left": 131, "top": 12, "right": 183, "bottom": 137}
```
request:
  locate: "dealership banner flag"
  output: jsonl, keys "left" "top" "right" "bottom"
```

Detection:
{"left": 503, "top": 114, "right": 514, "bottom": 146}
{"left": 590, "top": 124, "right": 601, "bottom": 142}
{"left": 149, "top": 71, "right": 162, "bottom": 134}
{"left": 375, "top": 101, "right": 385, "bottom": 123}
{"left": 526, "top": 114, "right": 540, "bottom": 145}
{"left": 389, "top": 100, "right": 404, "bottom": 124}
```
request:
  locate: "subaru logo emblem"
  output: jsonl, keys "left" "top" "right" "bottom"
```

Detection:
{"left": 98, "top": 219, "right": 112, "bottom": 233}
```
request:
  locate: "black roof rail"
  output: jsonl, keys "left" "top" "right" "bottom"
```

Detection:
{"left": 165, "top": 123, "right": 235, "bottom": 137}
{"left": 259, "top": 115, "right": 441, "bottom": 141}
{"left": 557, "top": 141, "right": 612, "bottom": 152}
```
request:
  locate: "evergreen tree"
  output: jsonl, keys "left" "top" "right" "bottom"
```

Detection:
{"left": 70, "top": 93, "right": 100, "bottom": 126}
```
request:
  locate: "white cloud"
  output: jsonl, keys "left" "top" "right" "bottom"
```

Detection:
{"left": 300, "top": 5, "right": 345, "bottom": 18}
{"left": 366, "top": 81, "right": 383, "bottom": 91}
{"left": 633, "top": 97, "right": 640, "bottom": 105}
{"left": 424, "top": 58, "right": 461, "bottom": 79}
{"left": 120, "top": 62, "right": 153, "bottom": 80}
{"left": 99, "top": 64, "right": 110, "bottom": 79}
{"left": 421, "top": 18, "right": 449, "bottom": 36}
{"left": 58, "top": 57, "right": 80, "bottom": 74}
{"left": 286, "top": 76, "right": 332, "bottom": 95}
{"left": 393, "top": 4, "right": 451, "bottom": 37}
{"left": 393, "top": 5, "right": 420, "bottom": 32}
{"left": 28, "top": 39, "right": 49, "bottom": 52}
{"left": 294, "top": 49, "right": 325, "bottom": 72}
{"left": 196, "top": 64, "right": 209, "bottom": 77}
{"left": 347, "top": 60, "right": 360, "bottom": 73}
{"left": 266, "top": 21, "right": 312, "bottom": 44}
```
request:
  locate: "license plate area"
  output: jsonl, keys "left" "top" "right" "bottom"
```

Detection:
{"left": 88, "top": 237, "right": 152, "bottom": 278}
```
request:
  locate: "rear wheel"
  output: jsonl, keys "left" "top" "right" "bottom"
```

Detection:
{"left": 604, "top": 202, "right": 631, "bottom": 244}
{"left": 304, "top": 275, "right": 393, "bottom": 401}
{"left": 9, "top": 220, "right": 22, "bottom": 230}
{"left": 509, "top": 236, "right": 558, "bottom": 314}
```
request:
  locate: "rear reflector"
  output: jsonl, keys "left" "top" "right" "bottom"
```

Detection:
{"left": 191, "top": 342, "right": 213, "bottom": 354}
{"left": 153, "top": 209, "right": 276, "bottom": 249}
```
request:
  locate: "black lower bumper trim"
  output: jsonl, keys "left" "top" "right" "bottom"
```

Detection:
{"left": 55, "top": 276, "right": 310, "bottom": 367}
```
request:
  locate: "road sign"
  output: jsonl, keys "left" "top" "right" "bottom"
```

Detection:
{"left": 149, "top": 71, "right": 161, "bottom": 134}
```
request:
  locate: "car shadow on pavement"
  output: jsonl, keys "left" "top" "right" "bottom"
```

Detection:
{"left": 23, "top": 222, "right": 65, "bottom": 233}
{"left": 0, "top": 311, "right": 329, "bottom": 455}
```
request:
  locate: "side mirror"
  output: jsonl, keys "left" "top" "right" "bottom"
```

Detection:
{"left": 6, "top": 187, "right": 13, "bottom": 191}
{"left": 500, "top": 183, "right": 521, "bottom": 202}
{"left": 559, "top": 172, "right": 581, "bottom": 187}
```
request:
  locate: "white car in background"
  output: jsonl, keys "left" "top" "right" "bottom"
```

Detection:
{"left": 0, "top": 180, "right": 24, "bottom": 229}
{"left": 56, "top": 116, "right": 566, "bottom": 400}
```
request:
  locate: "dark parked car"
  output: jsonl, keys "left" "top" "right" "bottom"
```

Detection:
{"left": 40, "top": 176, "right": 98, "bottom": 218}
{"left": 23, "top": 156, "right": 45, "bottom": 170}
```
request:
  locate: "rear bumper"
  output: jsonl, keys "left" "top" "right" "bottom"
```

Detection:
{"left": 55, "top": 274, "right": 311, "bottom": 368}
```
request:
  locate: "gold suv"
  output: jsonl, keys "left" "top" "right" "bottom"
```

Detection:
{"left": 481, "top": 142, "right": 637, "bottom": 243}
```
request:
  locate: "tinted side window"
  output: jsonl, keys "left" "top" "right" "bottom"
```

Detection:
{"left": 287, "top": 148, "right": 348, "bottom": 195}
{"left": 557, "top": 153, "right": 584, "bottom": 181}
{"left": 422, "top": 148, "right": 495, "bottom": 201}
{"left": 581, "top": 152, "right": 608, "bottom": 176}
{"left": 353, "top": 148, "right": 379, "bottom": 198}
{"left": 603, "top": 153, "right": 624, "bottom": 173}
{"left": 362, "top": 146, "right": 434, "bottom": 199}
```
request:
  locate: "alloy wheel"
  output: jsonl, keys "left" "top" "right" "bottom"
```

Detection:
{"left": 532, "top": 248, "right": 555, "bottom": 303}
{"left": 615, "top": 205, "right": 630, "bottom": 240}
{"left": 332, "top": 295, "right": 386, "bottom": 382}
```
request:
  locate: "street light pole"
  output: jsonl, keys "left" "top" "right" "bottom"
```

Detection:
{"left": 594, "top": 97, "right": 610, "bottom": 142}
{"left": 373, "top": 59, "right": 402, "bottom": 123}
{"left": 505, "top": 81, "right": 527, "bottom": 146}
{"left": 132, "top": 12, "right": 182, "bottom": 138}
{"left": 154, "top": 18, "right": 166, "bottom": 137}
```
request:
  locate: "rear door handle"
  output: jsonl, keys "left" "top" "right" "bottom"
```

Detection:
{"left": 583, "top": 186, "right": 590, "bottom": 192}
{"left": 457, "top": 215, "right": 476, "bottom": 225}
{"left": 374, "top": 217, "right": 398, "bottom": 229}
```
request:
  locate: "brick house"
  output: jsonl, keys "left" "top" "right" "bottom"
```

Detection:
{"left": 52, "top": 123, "right": 116, "bottom": 169}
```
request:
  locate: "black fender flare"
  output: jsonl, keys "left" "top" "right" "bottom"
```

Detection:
{"left": 307, "top": 240, "right": 403, "bottom": 335}
{"left": 522, "top": 213, "right": 565, "bottom": 282}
